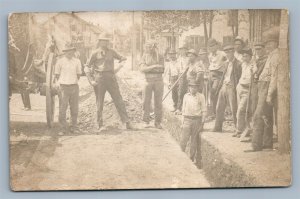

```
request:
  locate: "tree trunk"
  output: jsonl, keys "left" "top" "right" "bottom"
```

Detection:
{"left": 203, "top": 12, "right": 208, "bottom": 48}
{"left": 277, "top": 9, "right": 290, "bottom": 154}
{"left": 209, "top": 11, "right": 213, "bottom": 38}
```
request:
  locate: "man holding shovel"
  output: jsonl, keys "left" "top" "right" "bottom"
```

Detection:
{"left": 85, "top": 35, "right": 133, "bottom": 131}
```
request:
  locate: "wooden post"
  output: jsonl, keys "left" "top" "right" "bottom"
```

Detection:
{"left": 131, "top": 11, "right": 137, "bottom": 70}
{"left": 277, "top": 9, "right": 290, "bottom": 154}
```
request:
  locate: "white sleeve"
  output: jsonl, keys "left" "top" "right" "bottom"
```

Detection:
{"left": 76, "top": 59, "right": 82, "bottom": 75}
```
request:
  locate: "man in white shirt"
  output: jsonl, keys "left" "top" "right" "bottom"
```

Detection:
{"left": 180, "top": 79, "right": 206, "bottom": 163}
{"left": 207, "top": 39, "right": 227, "bottom": 116}
{"left": 55, "top": 43, "right": 82, "bottom": 134}
{"left": 234, "top": 47, "right": 257, "bottom": 138}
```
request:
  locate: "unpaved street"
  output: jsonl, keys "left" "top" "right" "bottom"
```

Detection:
{"left": 10, "top": 76, "right": 210, "bottom": 191}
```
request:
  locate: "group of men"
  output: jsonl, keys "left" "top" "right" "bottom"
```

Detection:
{"left": 54, "top": 32, "right": 280, "bottom": 156}
{"left": 163, "top": 33, "right": 280, "bottom": 153}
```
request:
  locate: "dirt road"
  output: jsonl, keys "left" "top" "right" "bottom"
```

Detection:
{"left": 10, "top": 76, "right": 210, "bottom": 191}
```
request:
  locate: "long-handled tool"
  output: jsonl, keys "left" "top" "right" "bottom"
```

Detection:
{"left": 162, "top": 66, "right": 189, "bottom": 102}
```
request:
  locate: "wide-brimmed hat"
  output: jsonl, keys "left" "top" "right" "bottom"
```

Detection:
{"left": 178, "top": 44, "right": 188, "bottom": 50}
{"left": 241, "top": 47, "right": 253, "bottom": 56}
{"left": 168, "top": 50, "right": 177, "bottom": 54}
{"left": 198, "top": 48, "right": 208, "bottom": 55}
{"left": 98, "top": 33, "right": 111, "bottom": 41}
{"left": 234, "top": 36, "right": 244, "bottom": 44}
{"left": 264, "top": 32, "right": 279, "bottom": 44}
{"left": 187, "top": 49, "right": 198, "bottom": 56}
{"left": 207, "top": 39, "right": 218, "bottom": 47}
{"left": 223, "top": 44, "right": 234, "bottom": 51}
{"left": 254, "top": 41, "right": 265, "bottom": 49}
{"left": 188, "top": 79, "right": 200, "bottom": 86}
{"left": 62, "top": 42, "right": 76, "bottom": 52}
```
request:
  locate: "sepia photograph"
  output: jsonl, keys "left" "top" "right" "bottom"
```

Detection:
{"left": 8, "top": 9, "right": 291, "bottom": 191}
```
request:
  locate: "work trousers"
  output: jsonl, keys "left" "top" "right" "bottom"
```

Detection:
{"left": 21, "top": 89, "right": 31, "bottom": 109}
{"left": 209, "top": 70, "right": 223, "bottom": 114}
{"left": 180, "top": 116, "right": 202, "bottom": 161}
{"left": 214, "top": 83, "right": 237, "bottom": 131}
{"left": 59, "top": 84, "right": 79, "bottom": 127}
{"left": 170, "top": 75, "right": 179, "bottom": 109}
{"left": 94, "top": 72, "right": 129, "bottom": 127}
{"left": 177, "top": 73, "right": 188, "bottom": 111}
{"left": 143, "top": 80, "right": 164, "bottom": 124}
{"left": 236, "top": 84, "right": 250, "bottom": 133}
{"left": 251, "top": 81, "right": 273, "bottom": 150}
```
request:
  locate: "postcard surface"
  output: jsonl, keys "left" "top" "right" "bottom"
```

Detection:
{"left": 9, "top": 9, "right": 291, "bottom": 191}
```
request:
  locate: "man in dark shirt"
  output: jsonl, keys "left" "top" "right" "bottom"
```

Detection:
{"left": 213, "top": 44, "right": 241, "bottom": 132}
{"left": 85, "top": 36, "right": 133, "bottom": 130}
{"left": 140, "top": 40, "right": 164, "bottom": 129}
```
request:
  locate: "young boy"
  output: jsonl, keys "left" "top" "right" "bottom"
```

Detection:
{"left": 180, "top": 79, "right": 206, "bottom": 163}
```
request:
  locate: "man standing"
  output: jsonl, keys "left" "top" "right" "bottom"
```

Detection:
{"left": 250, "top": 33, "right": 279, "bottom": 152}
{"left": 140, "top": 40, "right": 165, "bottom": 129}
{"left": 213, "top": 44, "right": 241, "bottom": 132}
{"left": 251, "top": 42, "right": 268, "bottom": 116}
{"left": 85, "top": 36, "right": 133, "bottom": 131}
{"left": 164, "top": 50, "right": 179, "bottom": 112}
{"left": 180, "top": 79, "right": 206, "bottom": 162}
{"left": 55, "top": 43, "right": 82, "bottom": 134}
{"left": 207, "top": 39, "right": 227, "bottom": 116}
{"left": 175, "top": 45, "right": 189, "bottom": 115}
{"left": 234, "top": 47, "right": 257, "bottom": 138}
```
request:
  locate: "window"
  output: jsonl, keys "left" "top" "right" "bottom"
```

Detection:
{"left": 186, "top": 35, "right": 205, "bottom": 50}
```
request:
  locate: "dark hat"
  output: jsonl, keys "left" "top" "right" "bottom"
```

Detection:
{"left": 254, "top": 41, "right": 265, "bottom": 49}
{"left": 264, "top": 32, "right": 279, "bottom": 44}
{"left": 62, "top": 42, "right": 76, "bottom": 52}
{"left": 241, "top": 47, "right": 253, "bottom": 56}
{"left": 207, "top": 39, "right": 218, "bottom": 47}
{"left": 168, "top": 50, "right": 177, "bottom": 54}
{"left": 234, "top": 36, "right": 244, "bottom": 44}
{"left": 198, "top": 48, "right": 208, "bottom": 55}
{"left": 188, "top": 79, "right": 200, "bottom": 86}
{"left": 187, "top": 49, "right": 198, "bottom": 56}
{"left": 223, "top": 44, "right": 234, "bottom": 51}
